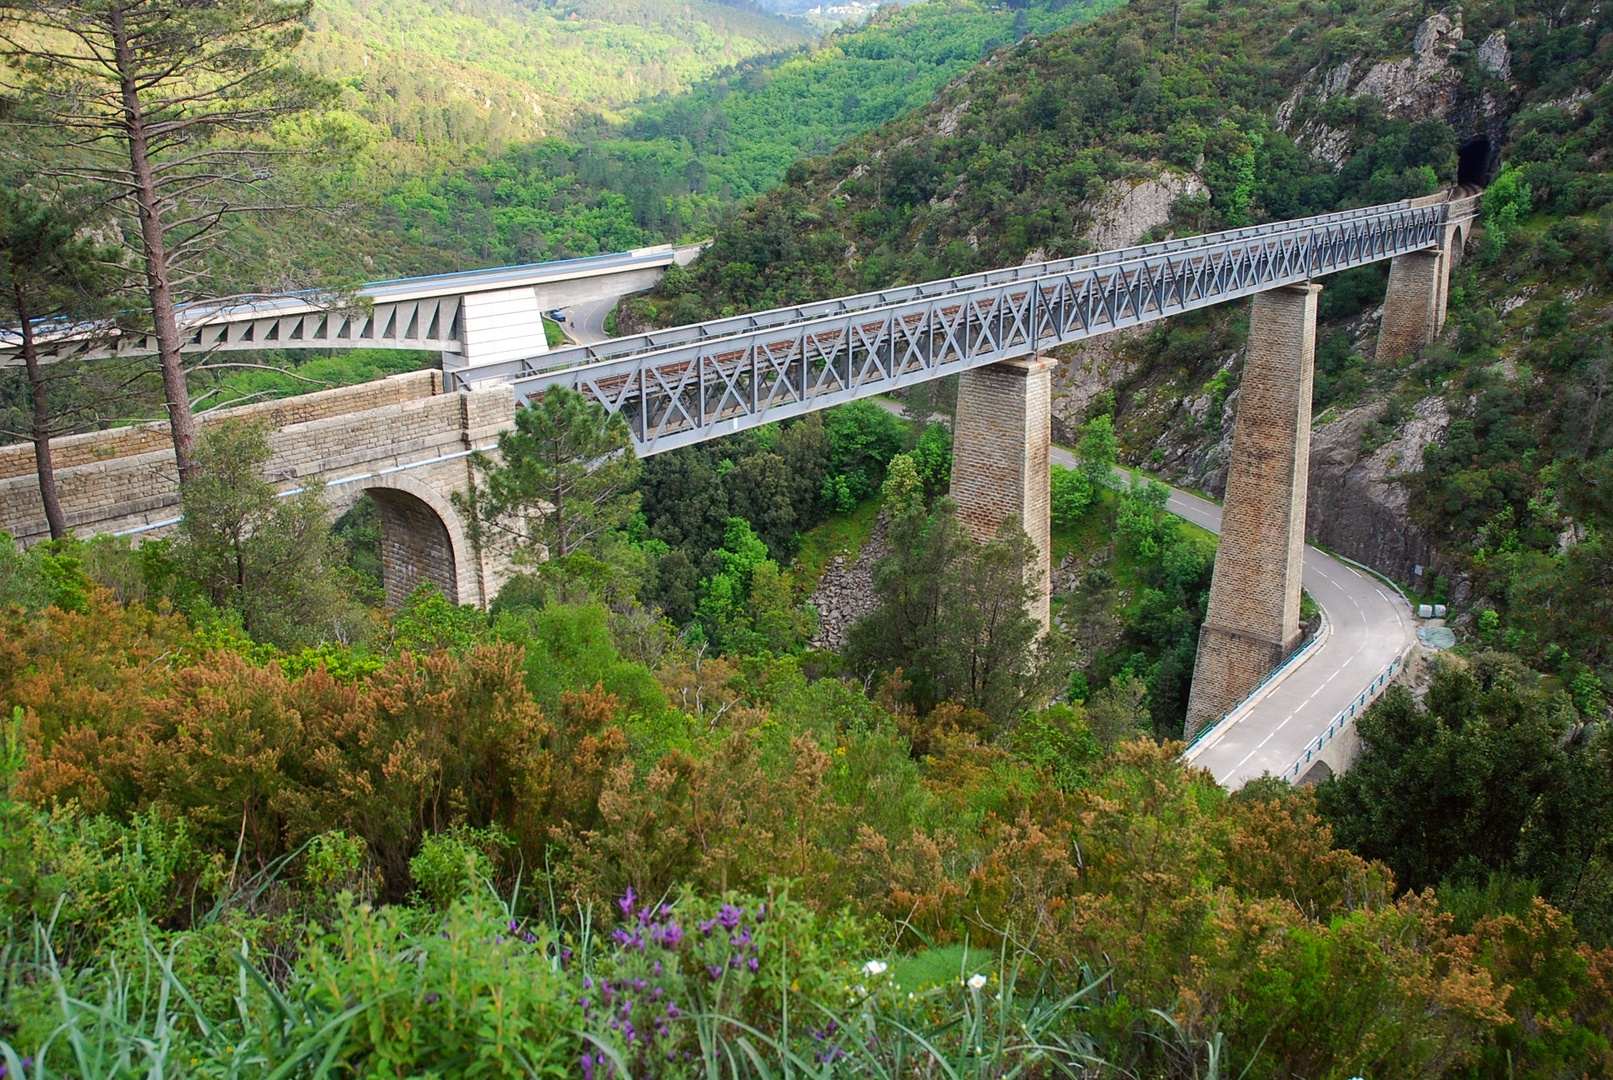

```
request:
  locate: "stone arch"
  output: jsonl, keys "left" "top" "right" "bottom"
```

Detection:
{"left": 354, "top": 475, "right": 479, "bottom": 609}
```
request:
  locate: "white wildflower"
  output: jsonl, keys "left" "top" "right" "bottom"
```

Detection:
{"left": 967, "top": 973, "right": 988, "bottom": 990}
{"left": 862, "top": 959, "right": 888, "bottom": 976}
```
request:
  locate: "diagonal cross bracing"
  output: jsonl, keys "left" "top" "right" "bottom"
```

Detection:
{"left": 495, "top": 198, "right": 1464, "bottom": 456}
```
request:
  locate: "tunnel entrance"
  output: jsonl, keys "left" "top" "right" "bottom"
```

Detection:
{"left": 1457, "top": 136, "right": 1493, "bottom": 187}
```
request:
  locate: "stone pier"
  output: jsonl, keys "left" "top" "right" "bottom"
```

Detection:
{"left": 950, "top": 355, "right": 1053, "bottom": 631}
{"left": 1185, "top": 284, "right": 1321, "bottom": 739}
{"left": 1375, "top": 249, "right": 1448, "bottom": 364}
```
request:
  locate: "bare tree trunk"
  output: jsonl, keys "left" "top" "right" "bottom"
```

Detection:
{"left": 17, "top": 284, "right": 66, "bottom": 539}
{"left": 110, "top": 1, "right": 197, "bottom": 483}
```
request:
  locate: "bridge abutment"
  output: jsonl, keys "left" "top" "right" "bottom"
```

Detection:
{"left": 950, "top": 355, "right": 1053, "bottom": 632}
{"left": 0, "top": 371, "right": 516, "bottom": 611}
{"left": 1185, "top": 284, "right": 1320, "bottom": 740}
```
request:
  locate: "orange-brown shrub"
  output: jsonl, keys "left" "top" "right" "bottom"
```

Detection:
{"left": 6, "top": 595, "right": 553, "bottom": 895}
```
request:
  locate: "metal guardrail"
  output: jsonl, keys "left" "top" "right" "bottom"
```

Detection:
{"left": 1280, "top": 646, "right": 1411, "bottom": 781}
{"left": 496, "top": 197, "right": 1465, "bottom": 455}
{"left": 1183, "top": 614, "right": 1330, "bottom": 753}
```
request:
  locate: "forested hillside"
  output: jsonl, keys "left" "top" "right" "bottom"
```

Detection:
{"left": 189, "top": 0, "right": 1127, "bottom": 292}
{"left": 637, "top": 0, "right": 1613, "bottom": 698}
{"left": 367, "top": 0, "right": 1125, "bottom": 271}
{"left": 299, "top": 0, "right": 810, "bottom": 154}
{"left": 631, "top": 0, "right": 1498, "bottom": 313}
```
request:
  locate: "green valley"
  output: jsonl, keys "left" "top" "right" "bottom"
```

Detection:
{"left": 300, "top": 0, "right": 812, "bottom": 155}
{"left": 365, "top": 0, "right": 1126, "bottom": 272}
{"left": 5, "top": 0, "right": 1613, "bottom": 1074}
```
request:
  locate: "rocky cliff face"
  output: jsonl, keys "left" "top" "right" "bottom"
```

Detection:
{"left": 1305, "top": 397, "right": 1453, "bottom": 588}
{"left": 1042, "top": 7, "right": 1525, "bottom": 585}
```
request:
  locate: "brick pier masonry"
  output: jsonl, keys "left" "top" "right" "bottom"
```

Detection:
{"left": 1185, "top": 284, "right": 1321, "bottom": 739}
{"left": 0, "top": 371, "right": 515, "bottom": 608}
{"left": 1375, "top": 207, "right": 1470, "bottom": 364}
{"left": 950, "top": 355, "right": 1054, "bottom": 631}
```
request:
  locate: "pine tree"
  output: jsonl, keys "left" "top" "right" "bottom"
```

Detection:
{"left": 0, "top": 0, "right": 335, "bottom": 482}
{"left": 0, "top": 189, "right": 118, "bottom": 539}
{"left": 460, "top": 387, "right": 641, "bottom": 602}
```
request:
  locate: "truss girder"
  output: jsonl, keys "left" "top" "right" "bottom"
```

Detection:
{"left": 507, "top": 201, "right": 1453, "bottom": 456}
{"left": 464, "top": 196, "right": 1457, "bottom": 385}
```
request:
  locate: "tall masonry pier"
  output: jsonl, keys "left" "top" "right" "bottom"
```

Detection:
{"left": 950, "top": 355, "right": 1054, "bottom": 632}
{"left": 1184, "top": 284, "right": 1321, "bottom": 738}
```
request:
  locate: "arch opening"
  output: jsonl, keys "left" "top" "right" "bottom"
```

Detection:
{"left": 1457, "top": 136, "right": 1493, "bottom": 187}
{"left": 365, "top": 486, "right": 460, "bottom": 607}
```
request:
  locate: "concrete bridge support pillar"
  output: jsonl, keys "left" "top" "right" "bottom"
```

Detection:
{"left": 1375, "top": 248, "right": 1448, "bottom": 364}
{"left": 1185, "top": 284, "right": 1321, "bottom": 739}
{"left": 950, "top": 355, "right": 1053, "bottom": 632}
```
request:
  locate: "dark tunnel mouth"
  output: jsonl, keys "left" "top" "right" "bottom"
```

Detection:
{"left": 1457, "top": 135, "right": 1493, "bottom": 187}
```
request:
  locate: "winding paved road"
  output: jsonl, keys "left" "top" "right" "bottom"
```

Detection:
{"left": 563, "top": 295, "right": 619, "bottom": 346}
{"left": 883, "top": 398, "right": 1416, "bottom": 788}
{"left": 1129, "top": 473, "right": 1416, "bottom": 788}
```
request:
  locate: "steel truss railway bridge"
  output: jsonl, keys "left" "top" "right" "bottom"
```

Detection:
{"left": 0, "top": 188, "right": 1479, "bottom": 785}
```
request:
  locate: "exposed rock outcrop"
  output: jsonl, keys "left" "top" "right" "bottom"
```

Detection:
{"left": 1049, "top": 170, "right": 1211, "bottom": 438}
{"left": 1278, "top": 10, "right": 1514, "bottom": 171}
{"left": 1051, "top": 328, "right": 1142, "bottom": 442}
{"left": 1305, "top": 396, "right": 1451, "bottom": 584}
{"left": 1352, "top": 12, "right": 1466, "bottom": 120}
{"left": 1477, "top": 30, "right": 1511, "bottom": 80}
{"left": 1082, "top": 170, "right": 1207, "bottom": 253}
{"left": 807, "top": 516, "right": 888, "bottom": 651}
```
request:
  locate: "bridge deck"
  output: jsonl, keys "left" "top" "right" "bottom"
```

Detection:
{"left": 480, "top": 192, "right": 1476, "bottom": 456}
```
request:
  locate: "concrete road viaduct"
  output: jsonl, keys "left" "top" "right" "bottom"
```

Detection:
{"left": 0, "top": 189, "right": 1478, "bottom": 784}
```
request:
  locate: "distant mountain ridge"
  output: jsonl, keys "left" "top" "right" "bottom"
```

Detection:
{"left": 298, "top": 0, "right": 812, "bottom": 154}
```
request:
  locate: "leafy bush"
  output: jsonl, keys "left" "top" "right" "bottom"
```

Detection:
{"left": 1050, "top": 465, "right": 1094, "bottom": 529}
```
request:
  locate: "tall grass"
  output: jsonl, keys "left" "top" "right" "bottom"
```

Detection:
{"left": 1, "top": 922, "right": 366, "bottom": 1080}
{"left": 0, "top": 909, "right": 1122, "bottom": 1076}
